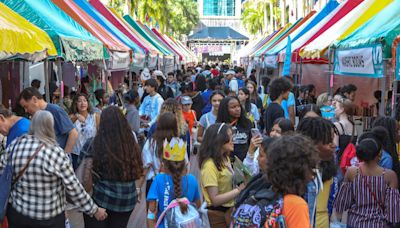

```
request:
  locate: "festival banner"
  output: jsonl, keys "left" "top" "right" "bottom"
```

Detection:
{"left": 396, "top": 44, "right": 400, "bottom": 80}
{"left": 108, "top": 51, "right": 130, "bottom": 70}
{"left": 334, "top": 45, "right": 384, "bottom": 78}
{"left": 263, "top": 55, "right": 278, "bottom": 68}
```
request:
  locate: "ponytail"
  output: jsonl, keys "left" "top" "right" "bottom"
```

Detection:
{"left": 165, "top": 160, "right": 188, "bottom": 214}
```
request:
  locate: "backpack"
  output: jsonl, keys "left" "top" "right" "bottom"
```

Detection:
{"left": 0, "top": 142, "right": 17, "bottom": 222}
{"left": 236, "top": 77, "right": 245, "bottom": 89}
{"left": 230, "top": 173, "right": 286, "bottom": 228}
{"left": 155, "top": 198, "right": 202, "bottom": 228}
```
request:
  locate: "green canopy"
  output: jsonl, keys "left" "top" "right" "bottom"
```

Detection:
{"left": 1, "top": 0, "right": 105, "bottom": 61}
{"left": 123, "top": 15, "right": 172, "bottom": 56}
{"left": 333, "top": 0, "right": 400, "bottom": 59}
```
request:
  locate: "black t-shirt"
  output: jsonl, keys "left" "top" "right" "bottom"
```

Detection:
{"left": 264, "top": 102, "right": 284, "bottom": 133}
{"left": 232, "top": 123, "right": 251, "bottom": 161}
{"left": 191, "top": 92, "right": 205, "bottom": 120}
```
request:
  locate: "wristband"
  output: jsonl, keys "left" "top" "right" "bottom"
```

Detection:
{"left": 147, "top": 210, "right": 156, "bottom": 220}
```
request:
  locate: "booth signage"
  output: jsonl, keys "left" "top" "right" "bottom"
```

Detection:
{"left": 396, "top": 45, "right": 400, "bottom": 80}
{"left": 334, "top": 45, "right": 384, "bottom": 78}
{"left": 264, "top": 55, "right": 278, "bottom": 68}
{"left": 148, "top": 55, "right": 158, "bottom": 68}
{"left": 132, "top": 53, "right": 146, "bottom": 68}
{"left": 108, "top": 51, "right": 130, "bottom": 70}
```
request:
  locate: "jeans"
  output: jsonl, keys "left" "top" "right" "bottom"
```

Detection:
{"left": 84, "top": 210, "right": 132, "bottom": 228}
{"left": 7, "top": 205, "right": 65, "bottom": 228}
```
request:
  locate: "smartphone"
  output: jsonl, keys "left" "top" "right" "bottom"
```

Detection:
{"left": 251, "top": 128, "right": 261, "bottom": 138}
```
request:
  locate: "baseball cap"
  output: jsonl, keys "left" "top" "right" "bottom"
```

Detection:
{"left": 180, "top": 96, "right": 193, "bottom": 105}
{"left": 153, "top": 70, "right": 166, "bottom": 80}
{"left": 224, "top": 69, "right": 236, "bottom": 75}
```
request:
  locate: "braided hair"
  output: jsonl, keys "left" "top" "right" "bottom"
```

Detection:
{"left": 164, "top": 160, "right": 188, "bottom": 214}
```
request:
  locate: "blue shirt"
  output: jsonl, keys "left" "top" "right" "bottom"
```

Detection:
{"left": 6, "top": 117, "right": 30, "bottom": 147}
{"left": 267, "top": 92, "right": 295, "bottom": 119}
{"left": 45, "top": 103, "right": 75, "bottom": 149}
{"left": 201, "top": 90, "right": 213, "bottom": 114}
{"left": 199, "top": 111, "right": 217, "bottom": 130}
{"left": 379, "top": 150, "right": 393, "bottom": 170}
{"left": 147, "top": 173, "right": 200, "bottom": 228}
{"left": 138, "top": 93, "right": 164, "bottom": 127}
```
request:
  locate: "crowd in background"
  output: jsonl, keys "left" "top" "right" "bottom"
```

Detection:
{"left": 0, "top": 63, "right": 399, "bottom": 228}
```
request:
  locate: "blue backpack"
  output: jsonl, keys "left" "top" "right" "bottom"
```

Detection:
{"left": 0, "top": 140, "right": 19, "bottom": 222}
{"left": 237, "top": 77, "right": 245, "bottom": 89}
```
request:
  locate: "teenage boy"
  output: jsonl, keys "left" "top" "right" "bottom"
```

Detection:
{"left": 166, "top": 72, "right": 181, "bottom": 97}
{"left": 139, "top": 79, "right": 164, "bottom": 130}
{"left": 19, "top": 87, "right": 78, "bottom": 153}
{"left": 264, "top": 78, "right": 292, "bottom": 134}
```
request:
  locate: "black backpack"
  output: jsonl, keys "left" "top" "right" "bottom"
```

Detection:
{"left": 230, "top": 173, "right": 286, "bottom": 228}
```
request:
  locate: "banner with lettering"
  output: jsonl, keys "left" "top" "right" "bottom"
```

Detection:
{"left": 108, "top": 51, "right": 130, "bottom": 71}
{"left": 396, "top": 45, "right": 400, "bottom": 80}
{"left": 334, "top": 45, "right": 384, "bottom": 78}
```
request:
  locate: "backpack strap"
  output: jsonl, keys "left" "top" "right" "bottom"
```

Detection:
{"left": 155, "top": 198, "right": 190, "bottom": 227}
{"left": 13, "top": 143, "right": 44, "bottom": 185}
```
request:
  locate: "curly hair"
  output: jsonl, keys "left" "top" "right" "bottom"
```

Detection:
{"left": 268, "top": 78, "right": 292, "bottom": 101}
{"left": 198, "top": 123, "right": 232, "bottom": 171}
{"left": 158, "top": 98, "right": 187, "bottom": 136}
{"left": 93, "top": 106, "right": 143, "bottom": 181}
{"left": 266, "top": 134, "right": 319, "bottom": 196}
{"left": 297, "top": 117, "right": 335, "bottom": 145}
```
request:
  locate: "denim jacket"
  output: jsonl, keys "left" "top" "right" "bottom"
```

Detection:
{"left": 305, "top": 170, "right": 323, "bottom": 228}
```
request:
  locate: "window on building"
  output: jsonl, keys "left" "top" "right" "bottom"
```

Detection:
{"left": 203, "top": 0, "right": 236, "bottom": 16}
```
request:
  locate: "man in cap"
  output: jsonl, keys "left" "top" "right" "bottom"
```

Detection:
{"left": 224, "top": 69, "right": 239, "bottom": 95}
{"left": 180, "top": 96, "right": 197, "bottom": 136}
{"left": 153, "top": 70, "right": 174, "bottom": 100}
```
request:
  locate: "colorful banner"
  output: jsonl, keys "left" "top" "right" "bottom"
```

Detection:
{"left": 282, "top": 36, "right": 292, "bottom": 76}
{"left": 334, "top": 45, "right": 384, "bottom": 78}
{"left": 263, "top": 55, "right": 278, "bottom": 68}
{"left": 396, "top": 44, "right": 400, "bottom": 80}
{"left": 108, "top": 51, "right": 130, "bottom": 70}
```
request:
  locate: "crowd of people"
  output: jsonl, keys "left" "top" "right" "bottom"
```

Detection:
{"left": 0, "top": 63, "right": 399, "bottom": 228}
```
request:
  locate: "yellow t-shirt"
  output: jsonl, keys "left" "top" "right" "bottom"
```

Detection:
{"left": 316, "top": 179, "right": 333, "bottom": 228}
{"left": 200, "top": 158, "right": 234, "bottom": 208}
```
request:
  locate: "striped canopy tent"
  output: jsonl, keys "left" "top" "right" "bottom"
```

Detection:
{"left": 1, "top": 0, "right": 107, "bottom": 62}
{"left": 0, "top": 2, "right": 56, "bottom": 61}
{"left": 300, "top": 0, "right": 393, "bottom": 60}
{"left": 123, "top": 15, "right": 172, "bottom": 56}
{"left": 281, "top": 0, "right": 364, "bottom": 64}
{"left": 250, "top": 24, "right": 292, "bottom": 57}
{"left": 257, "top": 11, "right": 316, "bottom": 57}
{"left": 85, "top": 0, "right": 158, "bottom": 56}
{"left": 151, "top": 28, "right": 184, "bottom": 61}
{"left": 238, "top": 30, "right": 281, "bottom": 59}
{"left": 73, "top": 0, "right": 146, "bottom": 56}
{"left": 52, "top": 0, "right": 131, "bottom": 70}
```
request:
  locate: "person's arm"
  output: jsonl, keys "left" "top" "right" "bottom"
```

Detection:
{"left": 95, "top": 113, "right": 100, "bottom": 129}
{"left": 385, "top": 169, "right": 399, "bottom": 189}
{"left": 64, "top": 128, "right": 78, "bottom": 154}
{"left": 206, "top": 184, "right": 244, "bottom": 207}
{"left": 147, "top": 200, "right": 158, "bottom": 228}
{"left": 288, "top": 106, "right": 295, "bottom": 124}
{"left": 197, "top": 125, "right": 204, "bottom": 142}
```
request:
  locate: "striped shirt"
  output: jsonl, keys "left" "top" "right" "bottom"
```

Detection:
{"left": 334, "top": 168, "right": 400, "bottom": 227}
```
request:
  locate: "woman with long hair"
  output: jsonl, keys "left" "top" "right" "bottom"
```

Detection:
{"left": 142, "top": 112, "right": 189, "bottom": 196}
{"left": 333, "top": 98, "right": 358, "bottom": 164}
{"left": 246, "top": 80, "right": 262, "bottom": 113}
{"left": 217, "top": 96, "right": 252, "bottom": 161}
{"left": 83, "top": 106, "right": 143, "bottom": 228}
{"left": 146, "top": 137, "right": 201, "bottom": 228}
{"left": 69, "top": 93, "right": 100, "bottom": 169}
{"left": 197, "top": 90, "right": 225, "bottom": 142}
{"left": 372, "top": 116, "right": 400, "bottom": 187}
{"left": 1, "top": 110, "right": 107, "bottom": 227}
{"left": 124, "top": 90, "right": 140, "bottom": 134}
{"left": 238, "top": 88, "right": 260, "bottom": 125}
{"left": 199, "top": 123, "right": 245, "bottom": 227}
{"left": 334, "top": 131, "right": 400, "bottom": 227}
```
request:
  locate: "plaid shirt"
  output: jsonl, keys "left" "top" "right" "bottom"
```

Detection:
{"left": 0, "top": 135, "right": 98, "bottom": 220}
